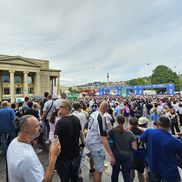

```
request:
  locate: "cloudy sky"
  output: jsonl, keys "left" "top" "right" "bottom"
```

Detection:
{"left": 0, "top": 0, "right": 182, "bottom": 86}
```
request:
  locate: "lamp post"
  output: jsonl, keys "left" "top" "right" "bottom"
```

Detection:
{"left": 107, "top": 72, "right": 109, "bottom": 87}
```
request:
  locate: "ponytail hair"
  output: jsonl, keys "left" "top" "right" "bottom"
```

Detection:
{"left": 116, "top": 114, "right": 125, "bottom": 133}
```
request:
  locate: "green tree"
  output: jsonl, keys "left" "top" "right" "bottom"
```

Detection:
{"left": 151, "top": 65, "right": 181, "bottom": 92}
{"left": 151, "top": 65, "right": 179, "bottom": 84}
{"left": 126, "top": 78, "right": 146, "bottom": 85}
{"left": 68, "top": 87, "right": 81, "bottom": 94}
{"left": 175, "top": 78, "right": 182, "bottom": 91}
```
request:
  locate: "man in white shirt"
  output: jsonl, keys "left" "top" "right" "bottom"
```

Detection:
{"left": 42, "top": 95, "right": 54, "bottom": 139}
{"left": 72, "top": 103, "right": 88, "bottom": 131}
{"left": 53, "top": 93, "right": 67, "bottom": 110}
{"left": 86, "top": 101, "right": 115, "bottom": 182}
{"left": 7, "top": 115, "right": 61, "bottom": 182}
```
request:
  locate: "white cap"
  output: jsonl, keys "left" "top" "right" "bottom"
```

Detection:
{"left": 138, "top": 117, "right": 149, "bottom": 125}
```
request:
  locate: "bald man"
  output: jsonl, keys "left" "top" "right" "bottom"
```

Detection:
{"left": 7, "top": 115, "right": 61, "bottom": 182}
{"left": 86, "top": 101, "right": 115, "bottom": 182}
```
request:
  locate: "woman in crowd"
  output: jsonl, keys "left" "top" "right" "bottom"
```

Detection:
{"left": 108, "top": 115, "right": 137, "bottom": 182}
{"left": 169, "top": 108, "right": 181, "bottom": 135}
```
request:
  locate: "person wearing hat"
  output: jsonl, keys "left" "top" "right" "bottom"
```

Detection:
{"left": 138, "top": 117, "right": 149, "bottom": 131}
{"left": 140, "top": 116, "right": 182, "bottom": 182}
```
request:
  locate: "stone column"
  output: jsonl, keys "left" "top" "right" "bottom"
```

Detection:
{"left": 47, "top": 74, "right": 50, "bottom": 94}
{"left": 57, "top": 76, "right": 60, "bottom": 96}
{"left": 54, "top": 78, "right": 57, "bottom": 96}
{"left": 35, "top": 72, "right": 41, "bottom": 96}
{"left": 23, "top": 71, "right": 29, "bottom": 96}
{"left": 9, "top": 70, "right": 15, "bottom": 102}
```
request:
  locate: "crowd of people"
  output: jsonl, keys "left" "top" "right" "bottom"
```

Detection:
{"left": 0, "top": 92, "right": 182, "bottom": 182}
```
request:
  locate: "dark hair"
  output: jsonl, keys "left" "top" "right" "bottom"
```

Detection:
{"left": 73, "top": 103, "right": 81, "bottom": 110}
{"left": 157, "top": 116, "right": 171, "bottom": 128}
{"left": 80, "top": 102, "right": 86, "bottom": 110}
{"left": 27, "top": 101, "right": 33, "bottom": 108}
{"left": 48, "top": 95, "right": 52, "bottom": 100}
{"left": 24, "top": 96, "right": 29, "bottom": 102}
{"left": 44, "top": 92, "right": 49, "bottom": 98}
{"left": 11, "top": 103, "right": 16, "bottom": 109}
{"left": 129, "top": 117, "right": 138, "bottom": 127}
{"left": 18, "top": 102, "right": 23, "bottom": 107}
{"left": 116, "top": 115, "right": 125, "bottom": 133}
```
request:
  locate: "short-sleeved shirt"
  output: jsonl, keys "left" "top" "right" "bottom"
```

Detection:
{"left": 85, "top": 111, "right": 107, "bottom": 152}
{"left": 140, "top": 128, "right": 182, "bottom": 182}
{"left": 108, "top": 128, "right": 135, "bottom": 156}
{"left": 55, "top": 115, "right": 82, "bottom": 161}
{"left": 43, "top": 100, "right": 54, "bottom": 120}
{"left": 7, "top": 138, "right": 44, "bottom": 182}
{"left": 53, "top": 98, "right": 66, "bottom": 110}
{"left": 72, "top": 111, "right": 88, "bottom": 131}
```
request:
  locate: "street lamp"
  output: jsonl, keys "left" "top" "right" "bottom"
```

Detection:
{"left": 107, "top": 72, "right": 109, "bottom": 87}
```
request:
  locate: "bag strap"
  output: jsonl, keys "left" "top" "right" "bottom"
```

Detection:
{"left": 44, "top": 101, "right": 54, "bottom": 119}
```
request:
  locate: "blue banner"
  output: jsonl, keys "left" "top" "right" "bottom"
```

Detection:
{"left": 98, "top": 83, "right": 175, "bottom": 96}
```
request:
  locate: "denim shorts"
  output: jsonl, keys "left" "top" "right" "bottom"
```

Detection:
{"left": 91, "top": 149, "right": 105, "bottom": 172}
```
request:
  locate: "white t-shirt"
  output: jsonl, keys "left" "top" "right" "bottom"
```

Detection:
{"left": 53, "top": 98, "right": 66, "bottom": 110}
{"left": 85, "top": 111, "right": 107, "bottom": 152}
{"left": 72, "top": 111, "right": 88, "bottom": 131}
{"left": 178, "top": 106, "right": 182, "bottom": 114}
{"left": 43, "top": 100, "right": 54, "bottom": 120}
{"left": 104, "top": 112, "right": 113, "bottom": 130}
{"left": 7, "top": 138, "right": 44, "bottom": 182}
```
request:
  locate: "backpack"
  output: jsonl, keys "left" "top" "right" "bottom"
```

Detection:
{"left": 49, "top": 109, "right": 59, "bottom": 124}
{"left": 40, "top": 98, "right": 48, "bottom": 115}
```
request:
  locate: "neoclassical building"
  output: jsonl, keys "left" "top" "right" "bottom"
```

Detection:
{"left": 0, "top": 54, "right": 60, "bottom": 102}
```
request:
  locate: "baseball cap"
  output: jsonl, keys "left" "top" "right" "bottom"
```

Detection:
{"left": 138, "top": 117, "right": 149, "bottom": 125}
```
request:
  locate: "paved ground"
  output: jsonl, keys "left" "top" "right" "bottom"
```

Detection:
{"left": 1, "top": 148, "right": 182, "bottom": 182}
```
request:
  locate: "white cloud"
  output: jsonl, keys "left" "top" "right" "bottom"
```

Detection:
{"left": 0, "top": 0, "right": 182, "bottom": 86}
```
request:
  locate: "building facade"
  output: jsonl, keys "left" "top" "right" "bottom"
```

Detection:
{"left": 0, "top": 54, "right": 60, "bottom": 102}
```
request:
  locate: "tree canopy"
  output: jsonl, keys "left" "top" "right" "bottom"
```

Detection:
{"left": 151, "top": 65, "right": 179, "bottom": 84}
{"left": 126, "top": 78, "right": 146, "bottom": 85}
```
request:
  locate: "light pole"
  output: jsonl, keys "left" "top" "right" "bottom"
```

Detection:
{"left": 107, "top": 72, "right": 109, "bottom": 87}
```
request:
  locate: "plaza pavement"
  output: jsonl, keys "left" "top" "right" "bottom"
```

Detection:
{"left": 1, "top": 148, "right": 182, "bottom": 182}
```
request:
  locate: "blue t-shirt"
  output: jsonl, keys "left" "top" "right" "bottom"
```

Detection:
{"left": 140, "top": 128, "right": 182, "bottom": 182}
{"left": 114, "top": 105, "right": 121, "bottom": 116}
{"left": 150, "top": 113, "right": 159, "bottom": 123}
{"left": 0, "top": 107, "right": 15, "bottom": 133}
